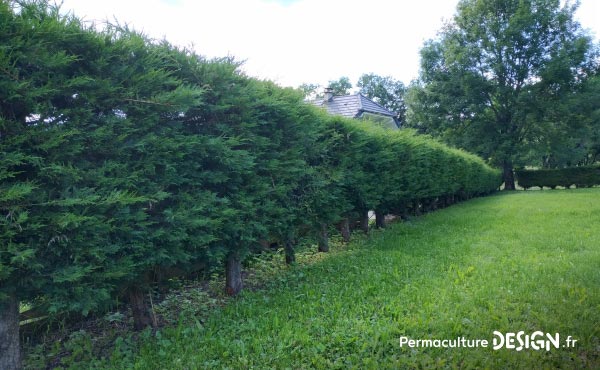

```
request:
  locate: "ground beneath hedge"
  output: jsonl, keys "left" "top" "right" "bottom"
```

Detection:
{"left": 42, "top": 189, "right": 600, "bottom": 369}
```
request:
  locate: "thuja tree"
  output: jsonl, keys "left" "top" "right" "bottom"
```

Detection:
{"left": 305, "top": 113, "right": 354, "bottom": 250}
{"left": 320, "top": 121, "right": 400, "bottom": 229}
{"left": 362, "top": 125, "right": 406, "bottom": 228}
{"left": 0, "top": 0, "right": 234, "bottom": 354}
{"left": 383, "top": 129, "right": 500, "bottom": 214}
{"left": 243, "top": 82, "right": 325, "bottom": 265}
{"left": 0, "top": 3, "right": 130, "bottom": 366}
{"left": 251, "top": 84, "right": 337, "bottom": 263}
{"left": 169, "top": 60, "right": 324, "bottom": 290}
{"left": 105, "top": 41, "right": 244, "bottom": 328}
{"left": 320, "top": 120, "right": 501, "bottom": 229}
{"left": 311, "top": 116, "right": 358, "bottom": 241}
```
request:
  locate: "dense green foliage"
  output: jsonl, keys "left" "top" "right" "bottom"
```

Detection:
{"left": 324, "top": 118, "right": 500, "bottom": 221}
{"left": 0, "top": 3, "right": 499, "bottom": 361}
{"left": 0, "top": 1, "right": 226, "bottom": 319}
{"left": 327, "top": 76, "right": 353, "bottom": 96}
{"left": 65, "top": 189, "right": 600, "bottom": 369}
{"left": 298, "top": 77, "right": 353, "bottom": 98}
{"left": 516, "top": 165, "right": 600, "bottom": 189}
{"left": 527, "top": 73, "right": 600, "bottom": 168}
{"left": 406, "top": 0, "right": 598, "bottom": 189}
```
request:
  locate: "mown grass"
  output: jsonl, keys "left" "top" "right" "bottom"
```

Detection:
{"left": 102, "top": 189, "right": 599, "bottom": 369}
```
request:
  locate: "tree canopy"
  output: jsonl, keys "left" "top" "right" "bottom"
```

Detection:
{"left": 327, "top": 76, "right": 353, "bottom": 95}
{"left": 357, "top": 73, "right": 407, "bottom": 124}
{"left": 406, "top": 0, "right": 598, "bottom": 189}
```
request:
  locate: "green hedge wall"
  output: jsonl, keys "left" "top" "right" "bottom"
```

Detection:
{"left": 322, "top": 118, "right": 501, "bottom": 220}
{"left": 0, "top": 1, "right": 501, "bottom": 346}
{"left": 516, "top": 166, "right": 600, "bottom": 189}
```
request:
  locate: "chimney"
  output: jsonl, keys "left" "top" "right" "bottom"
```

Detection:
{"left": 324, "top": 87, "right": 334, "bottom": 102}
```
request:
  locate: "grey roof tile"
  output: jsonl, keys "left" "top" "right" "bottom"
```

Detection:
{"left": 313, "top": 93, "right": 396, "bottom": 119}
{"left": 357, "top": 94, "right": 395, "bottom": 117}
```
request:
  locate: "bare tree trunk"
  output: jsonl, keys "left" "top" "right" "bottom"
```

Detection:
{"left": 317, "top": 223, "right": 329, "bottom": 252}
{"left": 503, "top": 161, "right": 516, "bottom": 190}
{"left": 225, "top": 251, "right": 243, "bottom": 296}
{"left": 400, "top": 206, "right": 410, "bottom": 220}
{"left": 430, "top": 198, "right": 438, "bottom": 211}
{"left": 375, "top": 209, "right": 385, "bottom": 229}
{"left": 284, "top": 239, "right": 295, "bottom": 264}
{"left": 0, "top": 294, "right": 20, "bottom": 370}
{"left": 360, "top": 209, "right": 369, "bottom": 234}
{"left": 339, "top": 218, "right": 351, "bottom": 243}
{"left": 413, "top": 200, "right": 422, "bottom": 216}
{"left": 129, "top": 287, "right": 154, "bottom": 331}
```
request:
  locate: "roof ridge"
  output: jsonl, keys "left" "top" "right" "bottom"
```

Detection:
{"left": 310, "top": 93, "right": 396, "bottom": 122}
{"left": 358, "top": 93, "right": 394, "bottom": 115}
{"left": 356, "top": 94, "right": 363, "bottom": 111}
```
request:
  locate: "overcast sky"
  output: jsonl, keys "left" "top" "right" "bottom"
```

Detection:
{"left": 60, "top": 0, "right": 600, "bottom": 89}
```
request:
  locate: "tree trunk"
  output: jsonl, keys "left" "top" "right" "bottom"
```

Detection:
{"left": 225, "top": 251, "right": 243, "bottom": 296}
{"left": 284, "top": 239, "right": 295, "bottom": 264}
{"left": 360, "top": 209, "right": 369, "bottom": 234}
{"left": 0, "top": 294, "right": 20, "bottom": 370}
{"left": 317, "top": 223, "right": 329, "bottom": 252}
{"left": 375, "top": 210, "right": 385, "bottom": 229}
{"left": 400, "top": 206, "right": 410, "bottom": 220}
{"left": 129, "top": 287, "right": 154, "bottom": 331}
{"left": 423, "top": 198, "right": 432, "bottom": 212}
{"left": 413, "top": 200, "right": 422, "bottom": 216}
{"left": 503, "top": 161, "right": 516, "bottom": 190}
{"left": 339, "top": 218, "right": 351, "bottom": 243}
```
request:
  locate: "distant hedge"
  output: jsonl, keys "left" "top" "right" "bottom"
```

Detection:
{"left": 324, "top": 118, "right": 501, "bottom": 227}
{"left": 0, "top": 2, "right": 500, "bottom": 367}
{"left": 516, "top": 166, "right": 600, "bottom": 189}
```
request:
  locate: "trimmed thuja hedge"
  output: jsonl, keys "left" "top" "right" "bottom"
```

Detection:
{"left": 0, "top": 2, "right": 500, "bottom": 367}
{"left": 516, "top": 166, "right": 600, "bottom": 189}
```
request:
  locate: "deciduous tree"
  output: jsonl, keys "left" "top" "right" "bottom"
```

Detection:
{"left": 407, "top": 0, "right": 596, "bottom": 189}
{"left": 357, "top": 73, "right": 406, "bottom": 124}
{"left": 327, "top": 76, "right": 353, "bottom": 95}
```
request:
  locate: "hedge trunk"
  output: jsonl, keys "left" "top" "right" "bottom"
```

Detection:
{"left": 449, "top": 195, "right": 455, "bottom": 206}
{"left": 339, "top": 218, "right": 351, "bottom": 243}
{"left": 317, "top": 223, "right": 329, "bottom": 252}
{"left": 128, "top": 287, "right": 154, "bottom": 331}
{"left": 360, "top": 210, "right": 369, "bottom": 234}
{"left": 0, "top": 294, "right": 20, "bottom": 370}
{"left": 424, "top": 198, "right": 438, "bottom": 212}
{"left": 413, "top": 201, "right": 422, "bottom": 216}
{"left": 375, "top": 210, "right": 385, "bottom": 229}
{"left": 284, "top": 240, "right": 296, "bottom": 264}
{"left": 503, "top": 161, "right": 516, "bottom": 190}
{"left": 225, "top": 251, "right": 243, "bottom": 296}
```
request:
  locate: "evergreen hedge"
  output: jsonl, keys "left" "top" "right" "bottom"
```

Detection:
{"left": 0, "top": 2, "right": 500, "bottom": 366}
{"left": 516, "top": 165, "right": 600, "bottom": 189}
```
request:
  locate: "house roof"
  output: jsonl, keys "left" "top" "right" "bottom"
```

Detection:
{"left": 312, "top": 93, "right": 397, "bottom": 120}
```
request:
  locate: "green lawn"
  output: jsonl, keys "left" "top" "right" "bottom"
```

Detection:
{"left": 112, "top": 189, "right": 600, "bottom": 369}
